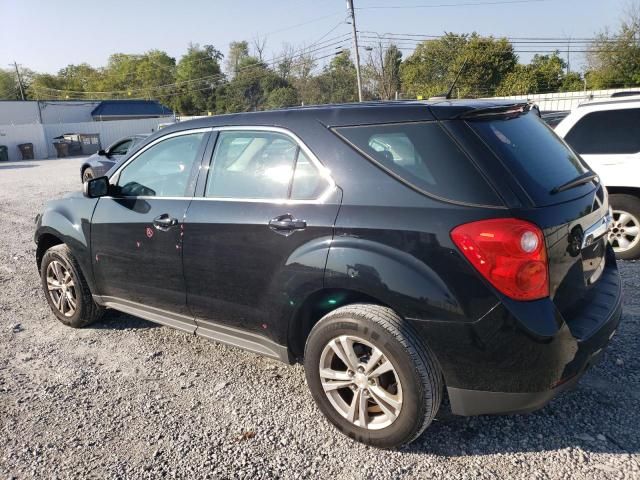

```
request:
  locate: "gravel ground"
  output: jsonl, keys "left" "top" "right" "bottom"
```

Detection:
{"left": 1, "top": 157, "right": 639, "bottom": 479}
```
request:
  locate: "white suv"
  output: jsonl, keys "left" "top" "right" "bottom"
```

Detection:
{"left": 555, "top": 96, "right": 640, "bottom": 259}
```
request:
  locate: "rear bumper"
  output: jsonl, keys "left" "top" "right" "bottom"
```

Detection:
{"left": 447, "top": 318, "right": 616, "bottom": 416}
{"left": 410, "top": 250, "right": 623, "bottom": 417}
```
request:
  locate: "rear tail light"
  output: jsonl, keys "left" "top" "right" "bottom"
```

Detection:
{"left": 450, "top": 218, "right": 549, "bottom": 301}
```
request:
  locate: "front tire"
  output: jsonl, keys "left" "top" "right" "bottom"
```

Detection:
{"left": 82, "top": 167, "right": 95, "bottom": 183}
{"left": 608, "top": 194, "right": 640, "bottom": 260}
{"left": 304, "top": 304, "right": 442, "bottom": 448}
{"left": 40, "top": 244, "right": 104, "bottom": 328}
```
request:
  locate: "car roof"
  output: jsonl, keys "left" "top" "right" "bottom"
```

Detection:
{"left": 159, "top": 99, "right": 529, "bottom": 135}
{"left": 578, "top": 95, "right": 640, "bottom": 109}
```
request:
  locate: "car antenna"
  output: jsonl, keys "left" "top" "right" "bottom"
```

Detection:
{"left": 429, "top": 58, "right": 469, "bottom": 100}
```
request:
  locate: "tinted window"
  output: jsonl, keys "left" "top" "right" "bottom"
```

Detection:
{"left": 470, "top": 112, "right": 589, "bottom": 205}
{"left": 335, "top": 122, "right": 500, "bottom": 206}
{"left": 565, "top": 109, "right": 640, "bottom": 154}
{"left": 117, "top": 133, "right": 205, "bottom": 197}
{"left": 110, "top": 139, "right": 133, "bottom": 155}
{"left": 206, "top": 131, "right": 297, "bottom": 199}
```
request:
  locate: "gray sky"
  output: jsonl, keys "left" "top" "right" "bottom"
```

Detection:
{"left": 1, "top": 0, "right": 631, "bottom": 74}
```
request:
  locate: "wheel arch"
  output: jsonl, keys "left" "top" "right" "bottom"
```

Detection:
{"left": 35, "top": 196, "right": 99, "bottom": 293}
{"left": 80, "top": 163, "right": 90, "bottom": 180}
{"left": 36, "top": 232, "right": 64, "bottom": 269}
{"left": 287, "top": 288, "right": 390, "bottom": 359}
{"left": 606, "top": 186, "right": 640, "bottom": 199}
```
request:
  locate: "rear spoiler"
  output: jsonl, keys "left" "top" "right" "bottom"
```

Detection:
{"left": 458, "top": 102, "right": 537, "bottom": 119}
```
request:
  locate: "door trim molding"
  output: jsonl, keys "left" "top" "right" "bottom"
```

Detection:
{"left": 95, "top": 295, "right": 195, "bottom": 334}
{"left": 93, "top": 295, "right": 291, "bottom": 363}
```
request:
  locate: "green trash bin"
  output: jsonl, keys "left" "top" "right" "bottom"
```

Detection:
{"left": 0, "top": 145, "right": 8, "bottom": 162}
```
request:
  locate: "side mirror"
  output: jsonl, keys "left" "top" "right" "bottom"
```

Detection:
{"left": 83, "top": 176, "right": 110, "bottom": 198}
{"left": 98, "top": 149, "right": 107, "bottom": 156}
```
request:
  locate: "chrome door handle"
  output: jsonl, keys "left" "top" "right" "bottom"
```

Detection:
{"left": 269, "top": 214, "right": 307, "bottom": 235}
{"left": 153, "top": 214, "right": 178, "bottom": 230}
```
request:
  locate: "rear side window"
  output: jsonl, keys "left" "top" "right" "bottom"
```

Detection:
{"left": 334, "top": 122, "right": 501, "bottom": 206}
{"left": 206, "top": 131, "right": 329, "bottom": 200}
{"left": 469, "top": 112, "right": 590, "bottom": 206}
{"left": 565, "top": 108, "right": 640, "bottom": 155}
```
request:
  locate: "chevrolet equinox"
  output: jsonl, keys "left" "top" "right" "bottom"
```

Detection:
{"left": 35, "top": 100, "right": 623, "bottom": 448}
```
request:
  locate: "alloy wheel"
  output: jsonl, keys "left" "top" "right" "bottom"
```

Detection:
{"left": 609, "top": 209, "right": 640, "bottom": 254}
{"left": 46, "top": 260, "right": 77, "bottom": 317}
{"left": 318, "top": 335, "right": 403, "bottom": 430}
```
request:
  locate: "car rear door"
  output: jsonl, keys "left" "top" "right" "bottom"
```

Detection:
{"left": 182, "top": 127, "right": 341, "bottom": 349}
{"left": 91, "top": 129, "right": 210, "bottom": 332}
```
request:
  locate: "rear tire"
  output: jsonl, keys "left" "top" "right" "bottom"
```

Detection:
{"left": 40, "top": 244, "right": 104, "bottom": 328}
{"left": 608, "top": 194, "right": 640, "bottom": 260}
{"left": 304, "top": 303, "right": 442, "bottom": 448}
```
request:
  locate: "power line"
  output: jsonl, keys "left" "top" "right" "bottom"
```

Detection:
{"left": 259, "top": 11, "right": 343, "bottom": 37}
{"left": 355, "top": 0, "right": 549, "bottom": 9}
{"left": 358, "top": 30, "right": 624, "bottom": 43}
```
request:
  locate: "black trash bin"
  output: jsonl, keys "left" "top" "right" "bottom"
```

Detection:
{"left": 53, "top": 142, "right": 69, "bottom": 158}
{"left": 18, "top": 143, "right": 34, "bottom": 160}
{"left": 0, "top": 145, "right": 8, "bottom": 162}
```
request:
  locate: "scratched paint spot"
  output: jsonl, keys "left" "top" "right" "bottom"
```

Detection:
{"left": 146, "top": 227, "right": 154, "bottom": 239}
{"left": 136, "top": 241, "right": 141, "bottom": 248}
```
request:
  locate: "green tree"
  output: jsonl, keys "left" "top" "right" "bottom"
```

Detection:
{"left": 266, "top": 86, "right": 299, "bottom": 109}
{"left": 134, "top": 50, "right": 177, "bottom": 102}
{"left": 315, "top": 50, "right": 358, "bottom": 104}
{"left": 587, "top": 10, "right": 640, "bottom": 89}
{"left": 0, "top": 69, "right": 20, "bottom": 100}
{"left": 497, "top": 52, "right": 570, "bottom": 95}
{"left": 400, "top": 33, "right": 517, "bottom": 98}
{"left": 218, "top": 56, "right": 289, "bottom": 112}
{"left": 27, "top": 73, "right": 63, "bottom": 99}
{"left": 99, "top": 51, "right": 176, "bottom": 100}
{"left": 225, "top": 41, "right": 250, "bottom": 78}
{"left": 365, "top": 43, "right": 402, "bottom": 100}
{"left": 173, "top": 44, "right": 223, "bottom": 115}
{"left": 289, "top": 52, "right": 321, "bottom": 105}
{"left": 561, "top": 72, "right": 584, "bottom": 92}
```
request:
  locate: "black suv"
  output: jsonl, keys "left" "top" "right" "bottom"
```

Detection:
{"left": 35, "top": 101, "right": 622, "bottom": 448}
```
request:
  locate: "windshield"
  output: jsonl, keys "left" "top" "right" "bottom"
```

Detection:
{"left": 469, "top": 111, "right": 592, "bottom": 206}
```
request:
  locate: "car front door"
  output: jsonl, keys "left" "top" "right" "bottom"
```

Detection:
{"left": 91, "top": 129, "right": 210, "bottom": 332}
{"left": 182, "top": 127, "right": 341, "bottom": 350}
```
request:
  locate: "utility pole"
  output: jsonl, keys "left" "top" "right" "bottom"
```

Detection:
{"left": 12, "top": 61, "right": 26, "bottom": 101}
{"left": 347, "top": 0, "right": 363, "bottom": 102}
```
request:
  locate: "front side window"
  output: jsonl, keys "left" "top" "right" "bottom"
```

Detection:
{"left": 335, "top": 122, "right": 501, "bottom": 206}
{"left": 565, "top": 108, "right": 640, "bottom": 155}
{"left": 206, "top": 131, "right": 328, "bottom": 200}
{"left": 110, "top": 139, "right": 133, "bottom": 156}
{"left": 117, "top": 132, "right": 205, "bottom": 197}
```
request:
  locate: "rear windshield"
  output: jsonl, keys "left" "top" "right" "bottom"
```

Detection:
{"left": 468, "top": 111, "right": 591, "bottom": 205}
{"left": 334, "top": 122, "right": 501, "bottom": 206}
